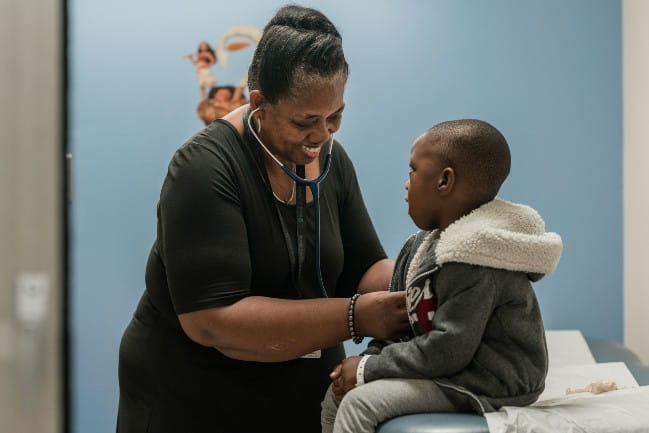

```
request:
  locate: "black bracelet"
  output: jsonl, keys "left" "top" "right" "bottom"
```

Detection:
{"left": 348, "top": 293, "right": 364, "bottom": 344}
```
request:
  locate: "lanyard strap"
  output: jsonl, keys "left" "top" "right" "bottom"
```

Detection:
{"left": 242, "top": 108, "right": 308, "bottom": 297}
{"left": 273, "top": 197, "right": 305, "bottom": 298}
{"left": 295, "top": 165, "right": 307, "bottom": 295}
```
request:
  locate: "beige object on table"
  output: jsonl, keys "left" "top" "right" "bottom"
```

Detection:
{"left": 566, "top": 380, "right": 620, "bottom": 395}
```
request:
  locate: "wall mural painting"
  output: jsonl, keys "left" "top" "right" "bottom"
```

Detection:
{"left": 183, "top": 25, "right": 262, "bottom": 125}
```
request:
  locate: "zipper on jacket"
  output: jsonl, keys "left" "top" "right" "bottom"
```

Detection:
{"left": 407, "top": 265, "right": 439, "bottom": 290}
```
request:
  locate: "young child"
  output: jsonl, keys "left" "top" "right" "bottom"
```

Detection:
{"left": 321, "top": 119, "right": 563, "bottom": 433}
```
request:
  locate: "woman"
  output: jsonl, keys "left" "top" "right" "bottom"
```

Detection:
{"left": 117, "top": 5, "right": 409, "bottom": 433}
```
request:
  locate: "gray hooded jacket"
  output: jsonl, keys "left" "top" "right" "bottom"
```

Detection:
{"left": 362, "top": 198, "right": 563, "bottom": 413}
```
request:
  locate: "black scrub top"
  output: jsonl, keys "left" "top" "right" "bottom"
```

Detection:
{"left": 117, "top": 119, "right": 387, "bottom": 433}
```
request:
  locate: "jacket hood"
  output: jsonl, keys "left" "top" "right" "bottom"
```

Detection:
{"left": 433, "top": 198, "right": 563, "bottom": 276}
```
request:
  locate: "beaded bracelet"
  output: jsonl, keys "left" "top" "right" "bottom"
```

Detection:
{"left": 348, "top": 293, "right": 364, "bottom": 344}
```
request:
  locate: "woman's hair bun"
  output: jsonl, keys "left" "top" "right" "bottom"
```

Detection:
{"left": 248, "top": 5, "right": 348, "bottom": 103}
{"left": 265, "top": 5, "right": 340, "bottom": 37}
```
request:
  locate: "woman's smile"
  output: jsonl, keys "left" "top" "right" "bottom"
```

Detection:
{"left": 301, "top": 142, "right": 325, "bottom": 159}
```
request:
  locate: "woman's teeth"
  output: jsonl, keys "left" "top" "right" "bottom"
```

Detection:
{"left": 302, "top": 144, "right": 322, "bottom": 156}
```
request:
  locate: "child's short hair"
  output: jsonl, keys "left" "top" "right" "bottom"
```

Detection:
{"left": 427, "top": 119, "right": 511, "bottom": 202}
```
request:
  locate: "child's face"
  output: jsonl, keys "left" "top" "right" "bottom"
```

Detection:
{"left": 405, "top": 134, "right": 446, "bottom": 230}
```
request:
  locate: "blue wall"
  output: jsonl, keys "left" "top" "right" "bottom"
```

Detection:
{"left": 70, "top": 1, "right": 621, "bottom": 432}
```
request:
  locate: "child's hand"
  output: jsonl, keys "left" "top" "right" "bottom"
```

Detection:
{"left": 329, "top": 356, "right": 363, "bottom": 400}
{"left": 330, "top": 363, "right": 345, "bottom": 400}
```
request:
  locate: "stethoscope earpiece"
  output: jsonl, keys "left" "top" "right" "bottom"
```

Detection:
{"left": 255, "top": 116, "right": 262, "bottom": 134}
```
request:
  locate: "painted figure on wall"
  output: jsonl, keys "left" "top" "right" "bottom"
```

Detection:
{"left": 187, "top": 25, "right": 262, "bottom": 124}
{"left": 183, "top": 41, "right": 218, "bottom": 100}
{"left": 198, "top": 84, "right": 249, "bottom": 125}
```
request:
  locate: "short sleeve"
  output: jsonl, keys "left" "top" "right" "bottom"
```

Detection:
{"left": 158, "top": 138, "right": 251, "bottom": 314}
{"left": 333, "top": 144, "right": 387, "bottom": 296}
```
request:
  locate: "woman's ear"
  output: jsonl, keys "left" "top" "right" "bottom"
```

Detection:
{"left": 437, "top": 167, "right": 455, "bottom": 196}
{"left": 249, "top": 90, "right": 266, "bottom": 111}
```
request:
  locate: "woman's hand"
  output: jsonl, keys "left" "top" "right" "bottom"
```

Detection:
{"left": 330, "top": 356, "right": 362, "bottom": 400}
{"left": 354, "top": 291, "right": 410, "bottom": 340}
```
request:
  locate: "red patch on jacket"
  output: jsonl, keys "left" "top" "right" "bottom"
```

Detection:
{"left": 406, "top": 279, "right": 438, "bottom": 335}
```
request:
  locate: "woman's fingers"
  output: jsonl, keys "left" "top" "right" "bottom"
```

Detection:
{"left": 354, "top": 291, "right": 409, "bottom": 340}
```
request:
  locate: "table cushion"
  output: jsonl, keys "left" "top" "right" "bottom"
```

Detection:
{"left": 376, "top": 413, "right": 488, "bottom": 433}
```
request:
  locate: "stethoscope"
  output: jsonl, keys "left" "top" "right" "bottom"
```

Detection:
{"left": 245, "top": 106, "right": 334, "bottom": 298}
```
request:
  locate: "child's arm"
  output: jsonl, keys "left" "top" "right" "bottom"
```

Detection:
{"left": 328, "top": 339, "right": 392, "bottom": 399}
{"left": 361, "top": 263, "right": 497, "bottom": 383}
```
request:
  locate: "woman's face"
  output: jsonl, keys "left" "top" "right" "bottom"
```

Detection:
{"left": 257, "top": 76, "right": 345, "bottom": 166}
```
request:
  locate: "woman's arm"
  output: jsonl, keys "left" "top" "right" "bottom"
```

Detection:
{"left": 179, "top": 296, "right": 349, "bottom": 362}
{"left": 357, "top": 258, "right": 394, "bottom": 293}
{"left": 178, "top": 291, "right": 409, "bottom": 363}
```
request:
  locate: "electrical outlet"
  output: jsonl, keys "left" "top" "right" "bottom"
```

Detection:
{"left": 15, "top": 273, "right": 50, "bottom": 329}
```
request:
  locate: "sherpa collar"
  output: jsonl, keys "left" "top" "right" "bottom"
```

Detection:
{"left": 432, "top": 198, "right": 563, "bottom": 275}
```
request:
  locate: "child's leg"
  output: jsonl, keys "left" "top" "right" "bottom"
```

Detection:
{"left": 320, "top": 384, "right": 339, "bottom": 433}
{"left": 332, "top": 378, "right": 462, "bottom": 433}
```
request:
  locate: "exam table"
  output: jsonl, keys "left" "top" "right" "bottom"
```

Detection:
{"left": 375, "top": 337, "right": 649, "bottom": 433}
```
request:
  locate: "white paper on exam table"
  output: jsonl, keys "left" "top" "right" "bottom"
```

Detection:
{"left": 538, "top": 361, "right": 639, "bottom": 402}
{"left": 485, "top": 362, "right": 645, "bottom": 433}
{"left": 485, "top": 386, "right": 649, "bottom": 433}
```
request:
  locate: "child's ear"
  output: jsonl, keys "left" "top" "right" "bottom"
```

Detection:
{"left": 437, "top": 167, "right": 455, "bottom": 195}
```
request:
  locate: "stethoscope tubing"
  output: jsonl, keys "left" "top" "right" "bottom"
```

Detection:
{"left": 247, "top": 106, "right": 333, "bottom": 297}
